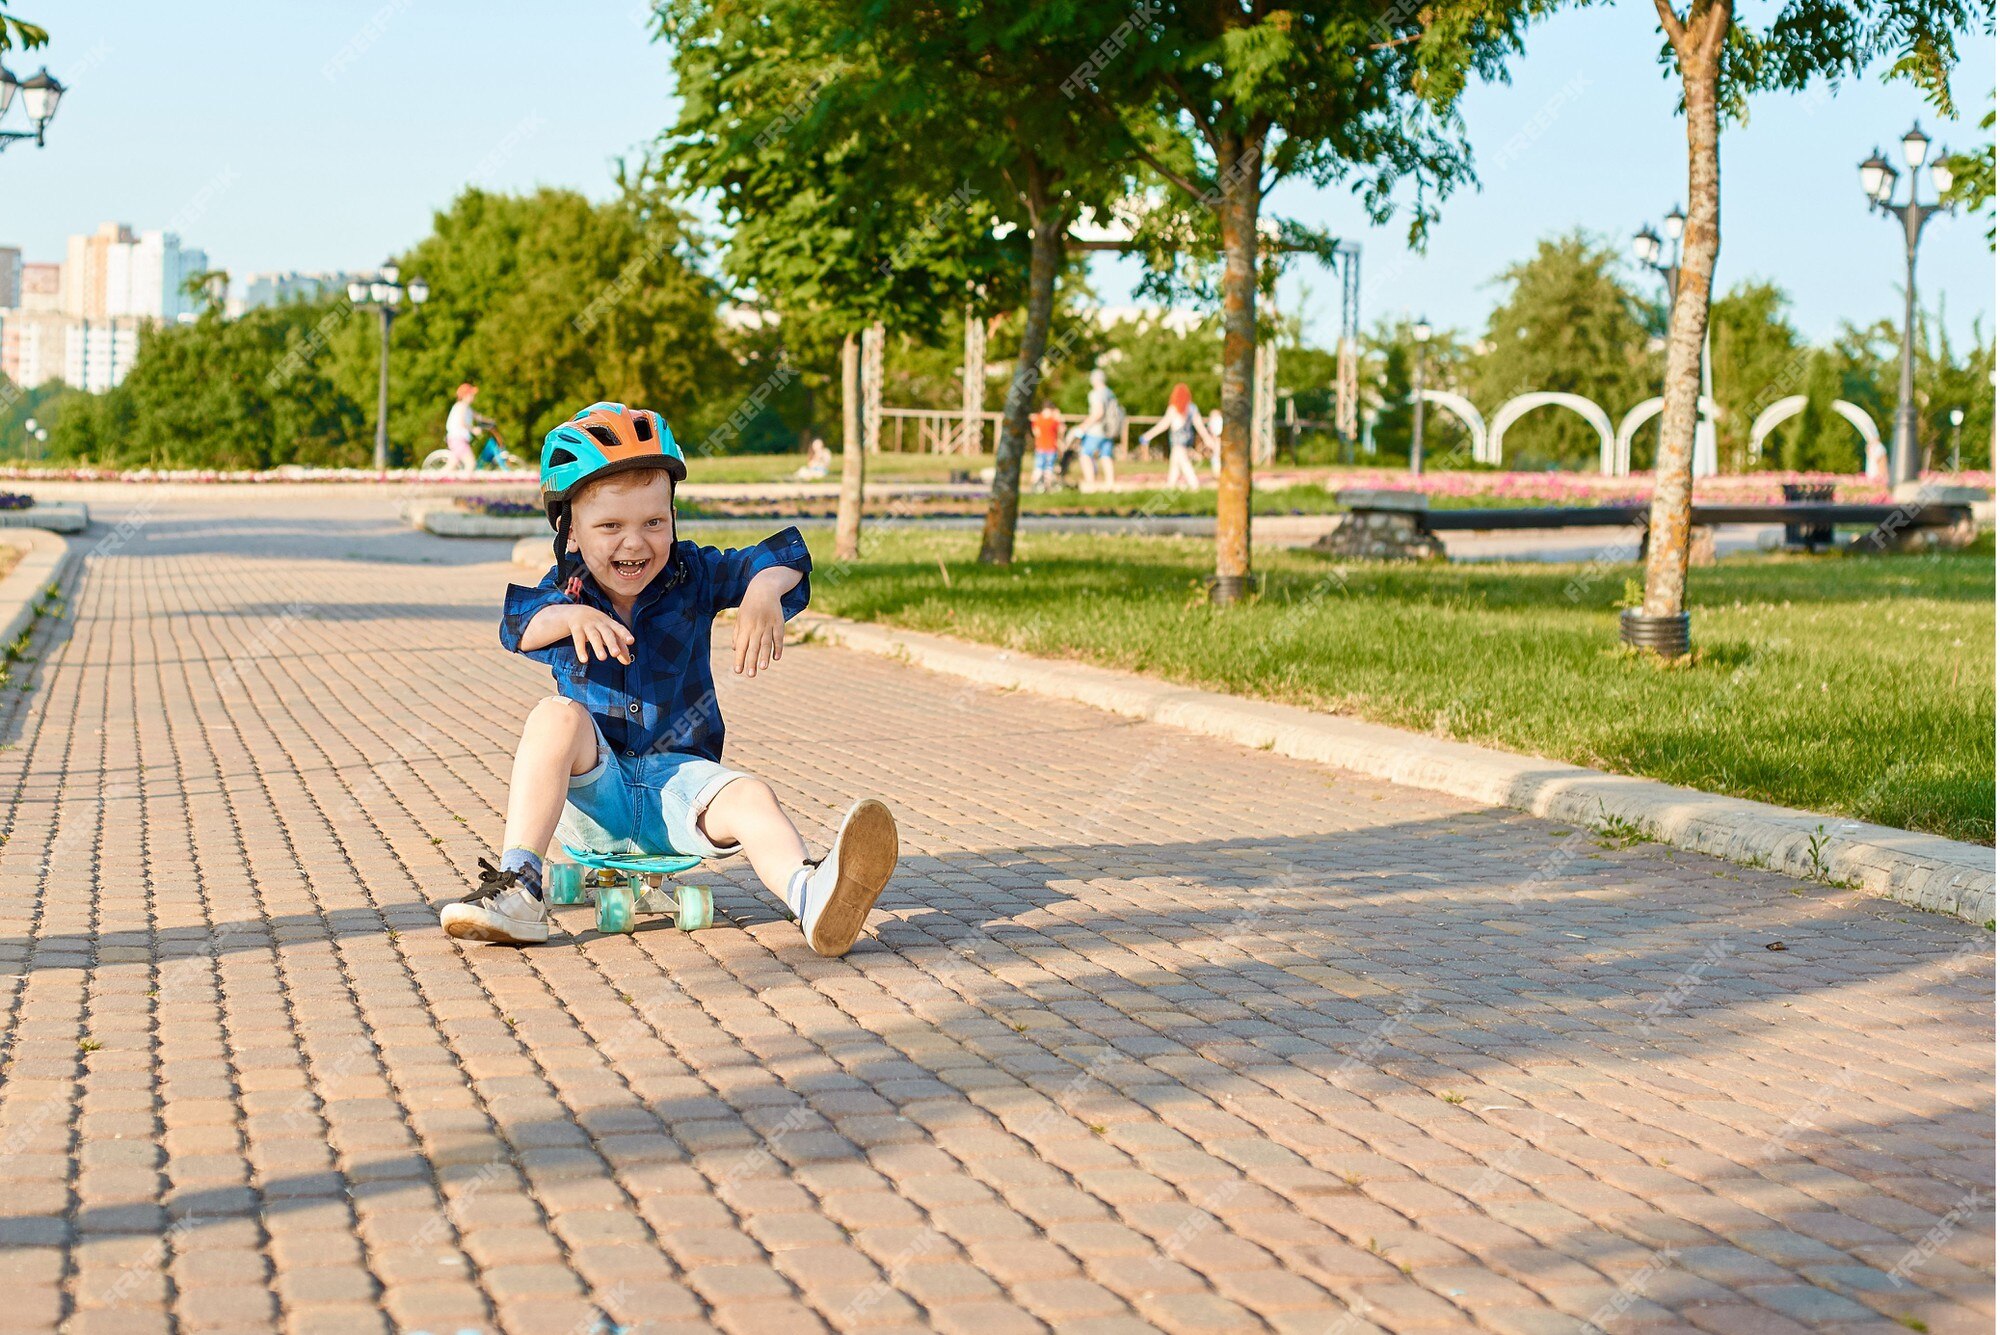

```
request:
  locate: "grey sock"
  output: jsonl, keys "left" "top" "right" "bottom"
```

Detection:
{"left": 501, "top": 847, "right": 544, "bottom": 900}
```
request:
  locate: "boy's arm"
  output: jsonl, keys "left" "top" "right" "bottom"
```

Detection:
{"left": 501, "top": 572, "right": 633, "bottom": 666}
{"left": 693, "top": 526, "right": 812, "bottom": 618}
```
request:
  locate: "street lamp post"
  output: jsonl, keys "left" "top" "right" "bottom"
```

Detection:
{"left": 1948, "top": 406, "right": 1965, "bottom": 473}
{"left": 1632, "top": 206, "right": 1717, "bottom": 475}
{"left": 1860, "top": 124, "right": 1956, "bottom": 487}
{"left": 0, "top": 62, "right": 63, "bottom": 152}
{"left": 347, "top": 262, "right": 429, "bottom": 471}
{"left": 1408, "top": 318, "right": 1432, "bottom": 476}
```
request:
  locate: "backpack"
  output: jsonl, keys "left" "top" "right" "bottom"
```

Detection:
{"left": 1101, "top": 392, "right": 1126, "bottom": 439}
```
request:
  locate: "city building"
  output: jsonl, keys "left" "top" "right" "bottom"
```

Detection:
{"left": 2, "top": 312, "right": 68, "bottom": 389}
{"left": 19, "top": 264, "right": 62, "bottom": 313}
{"left": 0, "top": 248, "right": 20, "bottom": 310}
{"left": 61, "top": 223, "right": 208, "bottom": 324}
{"left": 232, "top": 271, "right": 354, "bottom": 317}
{"left": 63, "top": 319, "right": 144, "bottom": 392}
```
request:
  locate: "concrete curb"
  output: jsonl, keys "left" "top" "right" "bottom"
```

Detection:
{"left": 0, "top": 529, "right": 74, "bottom": 651}
{"left": 0, "top": 502, "right": 90, "bottom": 534}
{"left": 801, "top": 614, "right": 1996, "bottom": 925}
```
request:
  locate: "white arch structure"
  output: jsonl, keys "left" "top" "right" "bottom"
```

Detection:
{"left": 1614, "top": 396, "right": 1725, "bottom": 477}
{"left": 1488, "top": 393, "right": 1618, "bottom": 474}
{"left": 1746, "top": 395, "right": 1883, "bottom": 474}
{"left": 1418, "top": 389, "right": 1488, "bottom": 463}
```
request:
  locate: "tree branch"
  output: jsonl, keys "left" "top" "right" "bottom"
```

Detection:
{"left": 1127, "top": 138, "right": 1213, "bottom": 204}
{"left": 1650, "top": 0, "right": 1689, "bottom": 55}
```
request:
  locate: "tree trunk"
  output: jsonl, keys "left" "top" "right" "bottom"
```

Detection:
{"left": 1213, "top": 127, "right": 1265, "bottom": 603}
{"left": 979, "top": 208, "right": 1064, "bottom": 565}
{"left": 1640, "top": 3, "right": 1729, "bottom": 621}
{"left": 835, "top": 331, "right": 864, "bottom": 562}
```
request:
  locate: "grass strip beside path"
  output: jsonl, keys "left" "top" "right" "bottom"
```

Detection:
{"left": 694, "top": 522, "right": 1996, "bottom": 844}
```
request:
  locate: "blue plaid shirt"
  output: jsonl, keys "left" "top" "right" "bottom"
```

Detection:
{"left": 500, "top": 527, "right": 812, "bottom": 763}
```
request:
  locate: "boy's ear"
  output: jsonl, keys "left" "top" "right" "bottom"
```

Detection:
{"left": 565, "top": 536, "right": 580, "bottom": 553}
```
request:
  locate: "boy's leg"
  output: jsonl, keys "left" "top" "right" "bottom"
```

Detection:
{"left": 697, "top": 777, "right": 809, "bottom": 897}
{"left": 502, "top": 696, "right": 600, "bottom": 858}
{"left": 442, "top": 696, "right": 595, "bottom": 945}
{"left": 699, "top": 779, "right": 898, "bottom": 958}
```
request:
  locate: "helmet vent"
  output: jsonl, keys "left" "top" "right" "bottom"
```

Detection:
{"left": 585, "top": 426, "right": 619, "bottom": 451}
{"left": 634, "top": 415, "right": 654, "bottom": 442}
{"left": 548, "top": 446, "right": 578, "bottom": 467}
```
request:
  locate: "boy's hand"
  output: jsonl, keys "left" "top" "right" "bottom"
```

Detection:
{"left": 733, "top": 583, "right": 785, "bottom": 677}
{"left": 558, "top": 604, "right": 634, "bottom": 665}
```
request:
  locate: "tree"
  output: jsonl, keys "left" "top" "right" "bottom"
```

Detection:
{"left": 658, "top": 0, "right": 1028, "bottom": 560}
{"left": 1631, "top": 0, "right": 1985, "bottom": 651}
{"left": 1074, "top": 0, "right": 1543, "bottom": 601}
{"left": 1707, "top": 279, "right": 1802, "bottom": 470}
{"left": 1468, "top": 232, "right": 1657, "bottom": 469}
{"left": 328, "top": 182, "right": 737, "bottom": 466}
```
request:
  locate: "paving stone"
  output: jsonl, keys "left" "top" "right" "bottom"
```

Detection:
{"left": 1, "top": 487, "right": 1989, "bottom": 1335}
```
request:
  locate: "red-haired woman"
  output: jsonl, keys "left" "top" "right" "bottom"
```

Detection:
{"left": 1139, "top": 383, "right": 1218, "bottom": 490}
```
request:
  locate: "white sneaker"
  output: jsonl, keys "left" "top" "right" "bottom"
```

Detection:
{"left": 441, "top": 859, "right": 551, "bottom": 945}
{"left": 792, "top": 799, "right": 899, "bottom": 957}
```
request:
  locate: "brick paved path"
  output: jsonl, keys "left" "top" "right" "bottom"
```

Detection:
{"left": 0, "top": 492, "right": 1991, "bottom": 1335}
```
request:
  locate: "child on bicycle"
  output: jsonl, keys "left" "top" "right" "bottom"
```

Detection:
{"left": 440, "top": 401, "right": 901, "bottom": 953}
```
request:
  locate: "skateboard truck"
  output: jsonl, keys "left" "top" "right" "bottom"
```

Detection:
{"left": 547, "top": 846, "right": 711, "bottom": 935}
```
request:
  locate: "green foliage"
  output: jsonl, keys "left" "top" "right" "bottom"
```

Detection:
{"left": 50, "top": 303, "right": 368, "bottom": 468}
{"left": 1779, "top": 351, "right": 1867, "bottom": 472}
{"left": 0, "top": 2, "right": 46, "bottom": 51}
{"left": 1941, "top": 101, "right": 1995, "bottom": 248}
{"left": 339, "top": 182, "right": 741, "bottom": 461}
{"left": 1468, "top": 232, "right": 1657, "bottom": 469}
{"left": 1710, "top": 280, "right": 1805, "bottom": 469}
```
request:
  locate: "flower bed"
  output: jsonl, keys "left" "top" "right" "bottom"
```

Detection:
{"left": 1326, "top": 469, "right": 1992, "bottom": 507}
{"left": 460, "top": 495, "right": 541, "bottom": 518}
{"left": 0, "top": 493, "right": 35, "bottom": 510}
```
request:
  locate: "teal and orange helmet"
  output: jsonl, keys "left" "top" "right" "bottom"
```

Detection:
{"left": 539, "top": 401, "right": 686, "bottom": 525}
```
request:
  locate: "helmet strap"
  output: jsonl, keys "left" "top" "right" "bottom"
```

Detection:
{"left": 552, "top": 505, "right": 586, "bottom": 600}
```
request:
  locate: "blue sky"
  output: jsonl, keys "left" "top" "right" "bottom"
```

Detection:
{"left": 4, "top": 2, "right": 1991, "bottom": 348}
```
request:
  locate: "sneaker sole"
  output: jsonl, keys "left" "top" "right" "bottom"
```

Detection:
{"left": 808, "top": 799, "right": 898, "bottom": 958}
{"left": 441, "top": 907, "right": 550, "bottom": 946}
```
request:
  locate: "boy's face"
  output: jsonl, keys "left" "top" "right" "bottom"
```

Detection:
{"left": 567, "top": 470, "right": 676, "bottom": 597}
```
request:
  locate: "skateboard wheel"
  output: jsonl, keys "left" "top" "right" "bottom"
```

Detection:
{"left": 595, "top": 881, "right": 635, "bottom": 935}
{"left": 676, "top": 885, "right": 713, "bottom": 932}
{"left": 548, "top": 863, "right": 584, "bottom": 906}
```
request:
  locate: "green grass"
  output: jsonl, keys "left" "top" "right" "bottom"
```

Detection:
{"left": 699, "top": 521, "right": 1996, "bottom": 843}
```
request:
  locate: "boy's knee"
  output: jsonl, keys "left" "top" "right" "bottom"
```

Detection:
{"left": 526, "top": 695, "right": 590, "bottom": 735}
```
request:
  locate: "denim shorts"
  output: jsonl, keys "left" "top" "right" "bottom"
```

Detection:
{"left": 557, "top": 721, "right": 746, "bottom": 860}
{"left": 1080, "top": 432, "right": 1114, "bottom": 460}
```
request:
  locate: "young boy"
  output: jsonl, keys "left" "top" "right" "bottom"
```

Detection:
{"left": 1030, "top": 401, "right": 1063, "bottom": 491}
{"left": 440, "top": 400, "right": 900, "bottom": 953}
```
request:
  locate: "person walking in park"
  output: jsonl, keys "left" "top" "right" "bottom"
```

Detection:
{"left": 444, "top": 382, "right": 495, "bottom": 471}
{"left": 1073, "top": 368, "right": 1124, "bottom": 490}
{"left": 1140, "top": 383, "right": 1219, "bottom": 491}
{"left": 1030, "top": 400, "right": 1064, "bottom": 491}
{"left": 440, "top": 401, "right": 901, "bottom": 953}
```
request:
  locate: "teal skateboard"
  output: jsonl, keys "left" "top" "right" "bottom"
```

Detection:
{"left": 547, "top": 847, "right": 712, "bottom": 935}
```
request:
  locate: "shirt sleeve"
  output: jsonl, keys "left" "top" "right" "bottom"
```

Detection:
{"left": 688, "top": 526, "right": 812, "bottom": 619}
{"left": 500, "top": 566, "right": 577, "bottom": 668}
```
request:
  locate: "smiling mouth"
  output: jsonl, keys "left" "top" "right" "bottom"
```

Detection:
{"left": 610, "top": 557, "right": 650, "bottom": 580}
